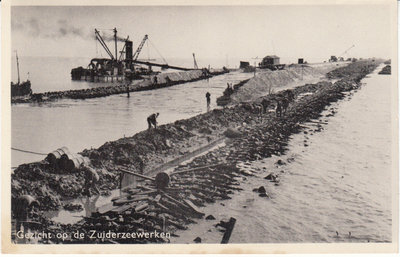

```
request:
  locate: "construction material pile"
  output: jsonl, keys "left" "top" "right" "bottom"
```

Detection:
{"left": 218, "top": 64, "right": 344, "bottom": 106}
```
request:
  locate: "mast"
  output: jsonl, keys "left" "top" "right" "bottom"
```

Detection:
{"left": 113, "top": 28, "right": 118, "bottom": 62}
{"left": 16, "top": 51, "right": 20, "bottom": 84}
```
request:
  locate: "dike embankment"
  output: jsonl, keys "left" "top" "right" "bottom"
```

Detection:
{"left": 11, "top": 69, "right": 228, "bottom": 104}
{"left": 11, "top": 61, "right": 378, "bottom": 243}
{"left": 217, "top": 63, "right": 348, "bottom": 106}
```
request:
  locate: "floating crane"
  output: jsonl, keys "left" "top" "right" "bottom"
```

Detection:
{"left": 71, "top": 28, "right": 194, "bottom": 82}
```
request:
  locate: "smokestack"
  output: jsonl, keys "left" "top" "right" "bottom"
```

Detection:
{"left": 125, "top": 40, "right": 133, "bottom": 60}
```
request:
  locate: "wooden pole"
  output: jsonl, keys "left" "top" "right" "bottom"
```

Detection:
{"left": 118, "top": 167, "right": 155, "bottom": 181}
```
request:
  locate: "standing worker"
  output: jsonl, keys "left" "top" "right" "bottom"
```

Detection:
{"left": 147, "top": 113, "right": 159, "bottom": 130}
{"left": 276, "top": 99, "right": 282, "bottom": 117}
{"left": 205, "top": 92, "right": 211, "bottom": 111}
{"left": 126, "top": 84, "right": 130, "bottom": 97}
{"left": 81, "top": 163, "right": 100, "bottom": 197}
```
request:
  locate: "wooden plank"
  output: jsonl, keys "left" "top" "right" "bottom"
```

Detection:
{"left": 135, "top": 202, "right": 149, "bottom": 212}
{"left": 113, "top": 196, "right": 149, "bottom": 206}
{"left": 111, "top": 194, "right": 129, "bottom": 202}
{"left": 161, "top": 192, "right": 189, "bottom": 210}
{"left": 182, "top": 199, "right": 205, "bottom": 217}
{"left": 96, "top": 202, "right": 116, "bottom": 214}
{"left": 171, "top": 163, "right": 224, "bottom": 176}
{"left": 118, "top": 168, "right": 155, "bottom": 181}
{"left": 111, "top": 202, "right": 136, "bottom": 214}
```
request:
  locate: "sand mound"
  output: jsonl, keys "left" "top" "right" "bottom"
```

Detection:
{"left": 230, "top": 64, "right": 340, "bottom": 104}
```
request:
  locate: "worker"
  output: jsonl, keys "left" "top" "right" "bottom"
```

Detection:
{"left": 202, "top": 68, "right": 208, "bottom": 78}
{"left": 205, "top": 92, "right": 211, "bottom": 111}
{"left": 226, "top": 83, "right": 234, "bottom": 94}
{"left": 261, "top": 99, "right": 270, "bottom": 113}
{"left": 126, "top": 84, "right": 130, "bottom": 97}
{"left": 147, "top": 113, "right": 159, "bottom": 130}
{"left": 12, "top": 195, "right": 39, "bottom": 232}
{"left": 81, "top": 163, "right": 100, "bottom": 197}
{"left": 276, "top": 99, "right": 282, "bottom": 117}
{"left": 153, "top": 76, "right": 158, "bottom": 85}
{"left": 281, "top": 98, "right": 289, "bottom": 115}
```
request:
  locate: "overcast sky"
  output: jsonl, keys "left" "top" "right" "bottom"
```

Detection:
{"left": 11, "top": 5, "right": 393, "bottom": 63}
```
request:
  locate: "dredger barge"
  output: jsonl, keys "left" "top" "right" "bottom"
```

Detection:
{"left": 71, "top": 28, "right": 204, "bottom": 82}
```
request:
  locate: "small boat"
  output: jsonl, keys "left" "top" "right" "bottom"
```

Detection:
{"left": 11, "top": 51, "right": 32, "bottom": 98}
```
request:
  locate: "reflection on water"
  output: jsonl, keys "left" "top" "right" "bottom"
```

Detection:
{"left": 45, "top": 190, "right": 122, "bottom": 224}
{"left": 12, "top": 71, "right": 253, "bottom": 167}
{"left": 171, "top": 65, "right": 393, "bottom": 243}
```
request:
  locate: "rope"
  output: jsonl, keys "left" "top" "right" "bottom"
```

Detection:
{"left": 148, "top": 39, "right": 168, "bottom": 64}
{"left": 11, "top": 147, "right": 47, "bottom": 156}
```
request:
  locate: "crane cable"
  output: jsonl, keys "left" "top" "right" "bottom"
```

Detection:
{"left": 148, "top": 39, "right": 168, "bottom": 65}
{"left": 11, "top": 147, "right": 47, "bottom": 156}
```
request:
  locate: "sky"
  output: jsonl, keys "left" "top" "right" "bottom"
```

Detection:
{"left": 10, "top": 5, "right": 393, "bottom": 63}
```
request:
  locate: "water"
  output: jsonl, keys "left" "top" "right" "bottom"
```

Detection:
{"left": 11, "top": 63, "right": 253, "bottom": 167}
{"left": 171, "top": 65, "right": 393, "bottom": 243}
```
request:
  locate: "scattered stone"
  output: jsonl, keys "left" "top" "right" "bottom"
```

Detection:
{"left": 257, "top": 186, "right": 266, "bottom": 194}
{"left": 193, "top": 237, "right": 202, "bottom": 243}
{"left": 264, "top": 173, "right": 278, "bottom": 181}
{"left": 63, "top": 203, "right": 83, "bottom": 212}
{"left": 223, "top": 128, "right": 242, "bottom": 138}
{"left": 276, "top": 160, "right": 285, "bottom": 166}
{"left": 206, "top": 215, "right": 216, "bottom": 220}
{"left": 198, "top": 127, "right": 212, "bottom": 134}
